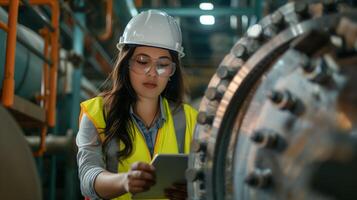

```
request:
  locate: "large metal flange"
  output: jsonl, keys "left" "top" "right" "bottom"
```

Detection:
{"left": 188, "top": 1, "right": 357, "bottom": 200}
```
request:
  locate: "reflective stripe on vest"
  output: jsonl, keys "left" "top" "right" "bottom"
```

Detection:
{"left": 170, "top": 103, "right": 185, "bottom": 154}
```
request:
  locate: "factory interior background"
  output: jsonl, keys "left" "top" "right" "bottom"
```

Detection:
{"left": 1, "top": 0, "right": 357, "bottom": 200}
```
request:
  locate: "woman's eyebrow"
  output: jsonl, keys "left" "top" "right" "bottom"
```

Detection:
{"left": 134, "top": 53, "right": 171, "bottom": 60}
{"left": 133, "top": 53, "right": 149, "bottom": 57}
{"left": 159, "top": 56, "right": 171, "bottom": 59}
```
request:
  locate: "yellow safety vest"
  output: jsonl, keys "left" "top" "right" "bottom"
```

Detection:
{"left": 80, "top": 96, "right": 197, "bottom": 200}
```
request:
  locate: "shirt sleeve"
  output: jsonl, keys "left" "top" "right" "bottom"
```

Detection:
{"left": 76, "top": 114, "right": 105, "bottom": 199}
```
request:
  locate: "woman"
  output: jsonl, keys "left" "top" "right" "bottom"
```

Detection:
{"left": 76, "top": 10, "right": 197, "bottom": 200}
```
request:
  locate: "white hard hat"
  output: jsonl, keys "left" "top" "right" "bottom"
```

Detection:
{"left": 117, "top": 9, "right": 185, "bottom": 58}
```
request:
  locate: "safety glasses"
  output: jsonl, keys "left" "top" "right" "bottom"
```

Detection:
{"left": 129, "top": 54, "right": 176, "bottom": 77}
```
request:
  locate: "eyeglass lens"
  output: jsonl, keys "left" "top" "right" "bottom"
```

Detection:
{"left": 130, "top": 54, "right": 176, "bottom": 77}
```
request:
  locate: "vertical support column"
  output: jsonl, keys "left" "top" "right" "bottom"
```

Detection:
{"left": 1, "top": 0, "right": 19, "bottom": 107}
{"left": 255, "top": 0, "right": 263, "bottom": 20}
{"left": 49, "top": 156, "right": 57, "bottom": 200}
{"left": 71, "top": 2, "right": 85, "bottom": 134}
{"left": 48, "top": 1, "right": 59, "bottom": 127}
{"left": 45, "top": 3, "right": 60, "bottom": 200}
{"left": 66, "top": 1, "right": 86, "bottom": 199}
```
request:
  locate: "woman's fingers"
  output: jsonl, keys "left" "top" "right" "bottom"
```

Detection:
{"left": 172, "top": 183, "right": 186, "bottom": 192}
{"left": 131, "top": 161, "right": 155, "bottom": 172}
{"left": 164, "top": 183, "right": 187, "bottom": 200}
{"left": 126, "top": 172, "right": 155, "bottom": 194}
{"left": 127, "top": 170, "right": 155, "bottom": 181}
{"left": 129, "top": 162, "right": 156, "bottom": 181}
{"left": 164, "top": 188, "right": 187, "bottom": 200}
{"left": 126, "top": 179, "right": 155, "bottom": 194}
{"left": 125, "top": 163, "right": 157, "bottom": 194}
{"left": 126, "top": 162, "right": 155, "bottom": 194}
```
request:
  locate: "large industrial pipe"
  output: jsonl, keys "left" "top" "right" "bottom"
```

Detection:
{"left": 1, "top": 7, "right": 99, "bottom": 102}
{"left": 0, "top": 105, "right": 42, "bottom": 200}
{"left": 0, "top": 7, "right": 43, "bottom": 100}
{"left": 26, "top": 130, "right": 76, "bottom": 154}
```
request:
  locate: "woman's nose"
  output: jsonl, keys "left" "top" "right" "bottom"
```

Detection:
{"left": 146, "top": 64, "right": 158, "bottom": 77}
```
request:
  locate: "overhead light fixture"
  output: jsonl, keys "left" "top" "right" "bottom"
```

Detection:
{"left": 242, "top": 15, "right": 249, "bottom": 28}
{"left": 230, "top": 16, "right": 237, "bottom": 29}
{"left": 200, "top": 15, "right": 215, "bottom": 25}
{"left": 199, "top": 2, "right": 214, "bottom": 10}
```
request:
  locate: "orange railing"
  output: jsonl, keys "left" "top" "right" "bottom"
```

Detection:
{"left": 98, "top": 0, "right": 113, "bottom": 41}
{"left": 35, "top": 27, "right": 51, "bottom": 156}
{"left": 31, "top": 0, "right": 60, "bottom": 128}
{"left": 1, "top": 0, "right": 19, "bottom": 108}
{"left": 0, "top": 20, "right": 8, "bottom": 31}
{"left": 0, "top": 0, "right": 59, "bottom": 155}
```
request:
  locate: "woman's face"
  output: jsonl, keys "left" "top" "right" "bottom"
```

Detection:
{"left": 129, "top": 46, "right": 173, "bottom": 101}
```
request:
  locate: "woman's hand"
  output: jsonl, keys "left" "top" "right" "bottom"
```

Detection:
{"left": 123, "top": 162, "right": 156, "bottom": 194}
{"left": 164, "top": 182, "right": 187, "bottom": 200}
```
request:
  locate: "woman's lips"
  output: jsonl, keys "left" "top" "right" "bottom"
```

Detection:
{"left": 143, "top": 83, "right": 157, "bottom": 88}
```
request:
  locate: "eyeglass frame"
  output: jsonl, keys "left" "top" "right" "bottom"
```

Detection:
{"left": 128, "top": 54, "right": 176, "bottom": 77}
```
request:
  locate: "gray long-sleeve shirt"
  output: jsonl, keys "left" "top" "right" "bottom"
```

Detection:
{"left": 76, "top": 114, "right": 106, "bottom": 199}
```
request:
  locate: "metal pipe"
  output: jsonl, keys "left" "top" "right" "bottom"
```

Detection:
{"left": 0, "top": 20, "right": 8, "bottom": 31}
{"left": 98, "top": 0, "right": 113, "bottom": 41}
{"left": 125, "top": 0, "right": 138, "bottom": 17}
{"left": 134, "top": 0, "right": 142, "bottom": 7}
{"left": 91, "top": 38, "right": 112, "bottom": 69}
{"left": 81, "top": 77, "right": 100, "bottom": 97}
{"left": 61, "top": 2, "right": 112, "bottom": 74}
{"left": 95, "top": 50, "right": 112, "bottom": 74}
{"left": 0, "top": 105, "right": 42, "bottom": 200}
{"left": 255, "top": 0, "right": 263, "bottom": 20}
{"left": 1, "top": 6, "right": 54, "bottom": 101}
{"left": 39, "top": 27, "right": 50, "bottom": 108}
{"left": 45, "top": 0, "right": 60, "bottom": 127}
{"left": 33, "top": 28, "right": 50, "bottom": 157}
{"left": 33, "top": 126, "right": 47, "bottom": 156}
{"left": 71, "top": 10, "right": 85, "bottom": 134}
{"left": 20, "top": 0, "right": 55, "bottom": 32}
{"left": 16, "top": 32, "right": 53, "bottom": 65}
{"left": 0, "top": 0, "right": 59, "bottom": 127}
{"left": 1, "top": 0, "right": 19, "bottom": 107}
{"left": 26, "top": 131, "right": 75, "bottom": 154}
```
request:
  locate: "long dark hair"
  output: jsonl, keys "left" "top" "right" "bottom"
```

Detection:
{"left": 101, "top": 45, "right": 185, "bottom": 160}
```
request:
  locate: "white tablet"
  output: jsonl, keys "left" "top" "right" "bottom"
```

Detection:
{"left": 132, "top": 154, "right": 188, "bottom": 199}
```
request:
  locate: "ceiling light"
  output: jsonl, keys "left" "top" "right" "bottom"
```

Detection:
{"left": 230, "top": 16, "right": 237, "bottom": 29}
{"left": 199, "top": 2, "right": 214, "bottom": 10}
{"left": 200, "top": 15, "right": 215, "bottom": 25}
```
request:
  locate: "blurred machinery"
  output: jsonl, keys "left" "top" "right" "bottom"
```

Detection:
{"left": 0, "top": 1, "right": 261, "bottom": 199}
{"left": 0, "top": 0, "right": 108, "bottom": 199}
{"left": 188, "top": 1, "right": 357, "bottom": 200}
